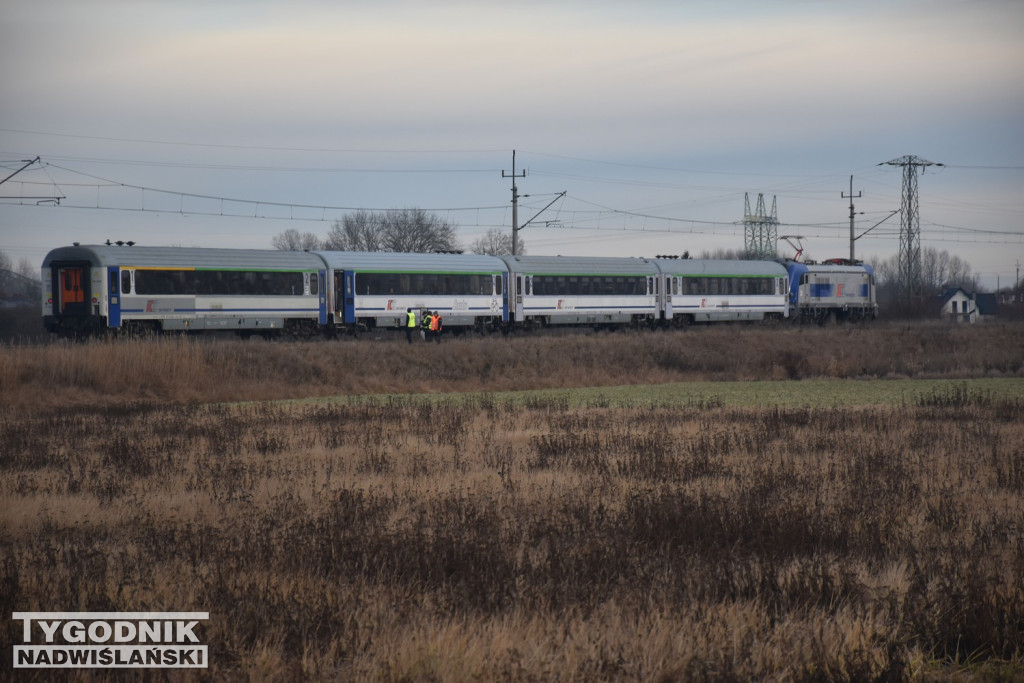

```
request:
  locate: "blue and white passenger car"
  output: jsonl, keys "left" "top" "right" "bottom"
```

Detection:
{"left": 316, "top": 251, "right": 508, "bottom": 333}
{"left": 41, "top": 244, "right": 327, "bottom": 337}
{"left": 499, "top": 255, "right": 660, "bottom": 328}
{"left": 653, "top": 258, "right": 789, "bottom": 326}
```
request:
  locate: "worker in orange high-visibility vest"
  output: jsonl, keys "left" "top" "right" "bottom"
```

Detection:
{"left": 431, "top": 311, "right": 443, "bottom": 343}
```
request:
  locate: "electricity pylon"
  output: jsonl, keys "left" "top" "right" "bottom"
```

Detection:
{"left": 743, "top": 193, "right": 778, "bottom": 260}
{"left": 879, "top": 155, "right": 943, "bottom": 300}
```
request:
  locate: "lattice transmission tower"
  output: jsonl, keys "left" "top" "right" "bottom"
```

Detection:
{"left": 743, "top": 193, "right": 778, "bottom": 260}
{"left": 879, "top": 155, "right": 943, "bottom": 299}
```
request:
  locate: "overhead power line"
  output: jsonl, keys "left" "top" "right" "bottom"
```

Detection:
{"left": 3, "top": 156, "right": 1022, "bottom": 247}
{"left": 17, "top": 162, "right": 505, "bottom": 215}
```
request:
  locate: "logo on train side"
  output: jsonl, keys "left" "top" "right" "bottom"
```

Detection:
{"left": 12, "top": 612, "right": 209, "bottom": 669}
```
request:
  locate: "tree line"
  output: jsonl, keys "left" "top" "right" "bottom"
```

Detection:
{"left": 271, "top": 209, "right": 524, "bottom": 255}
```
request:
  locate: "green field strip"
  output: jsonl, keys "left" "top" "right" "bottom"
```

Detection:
{"left": 255, "top": 377, "right": 1024, "bottom": 410}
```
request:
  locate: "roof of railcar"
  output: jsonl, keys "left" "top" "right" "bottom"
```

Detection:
{"left": 314, "top": 251, "right": 506, "bottom": 273}
{"left": 42, "top": 245, "right": 325, "bottom": 270}
{"left": 783, "top": 260, "right": 875, "bottom": 276}
{"left": 652, "top": 259, "right": 787, "bottom": 277}
{"left": 498, "top": 255, "right": 660, "bottom": 276}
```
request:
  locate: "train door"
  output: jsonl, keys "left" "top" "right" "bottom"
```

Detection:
{"left": 501, "top": 272, "right": 510, "bottom": 323}
{"left": 107, "top": 267, "right": 121, "bottom": 327}
{"left": 57, "top": 265, "right": 88, "bottom": 316}
{"left": 513, "top": 273, "right": 524, "bottom": 322}
{"left": 317, "top": 269, "right": 327, "bottom": 324}
{"left": 332, "top": 270, "right": 354, "bottom": 324}
{"left": 663, "top": 275, "right": 673, "bottom": 320}
{"left": 343, "top": 271, "right": 356, "bottom": 323}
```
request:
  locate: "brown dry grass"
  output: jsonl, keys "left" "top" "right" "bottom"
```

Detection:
{"left": 2, "top": 388, "right": 1023, "bottom": 680}
{"left": 1, "top": 322, "right": 1022, "bottom": 679}
{"left": 2, "top": 321, "right": 1022, "bottom": 411}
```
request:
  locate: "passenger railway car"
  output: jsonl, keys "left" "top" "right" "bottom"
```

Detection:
{"left": 42, "top": 244, "right": 326, "bottom": 337}
{"left": 315, "top": 251, "right": 508, "bottom": 333}
{"left": 783, "top": 259, "right": 877, "bottom": 323}
{"left": 499, "top": 255, "right": 660, "bottom": 328}
{"left": 41, "top": 244, "right": 880, "bottom": 338}
{"left": 653, "top": 258, "right": 789, "bottom": 326}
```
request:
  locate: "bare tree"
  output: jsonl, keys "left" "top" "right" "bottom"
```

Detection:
{"left": 872, "top": 247, "right": 977, "bottom": 295}
{"left": 381, "top": 208, "right": 460, "bottom": 252}
{"left": 323, "top": 210, "right": 385, "bottom": 252}
{"left": 470, "top": 228, "right": 525, "bottom": 256}
{"left": 322, "top": 208, "right": 460, "bottom": 253}
{"left": 698, "top": 248, "right": 751, "bottom": 260}
{"left": 16, "top": 257, "right": 38, "bottom": 281}
{"left": 921, "top": 248, "right": 978, "bottom": 293}
{"left": 271, "top": 229, "right": 322, "bottom": 251}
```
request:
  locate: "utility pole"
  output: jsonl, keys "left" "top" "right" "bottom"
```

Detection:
{"left": 878, "top": 155, "right": 943, "bottom": 301}
{"left": 842, "top": 176, "right": 862, "bottom": 262}
{"left": 502, "top": 150, "right": 527, "bottom": 256}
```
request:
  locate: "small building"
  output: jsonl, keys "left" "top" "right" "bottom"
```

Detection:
{"left": 934, "top": 287, "right": 997, "bottom": 323}
{"left": 975, "top": 293, "right": 998, "bottom": 321}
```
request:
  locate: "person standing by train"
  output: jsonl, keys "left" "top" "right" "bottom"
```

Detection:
{"left": 432, "top": 310, "right": 443, "bottom": 343}
{"left": 405, "top": 308, "right": 416, "bottom": 344}
{"left": 421, "top": 309, "right": 433, "bottom": 342}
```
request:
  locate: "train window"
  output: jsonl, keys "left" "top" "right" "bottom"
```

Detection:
{"left": 352, "top": 271, "right": 498, "bottom": 296}
{"left": 310, "top": 273, "right": 318, "bottom": 296}
{"left": 121, "top": 270, "right": 131, "bottom": 294}
{"left": 525, "top": 274, "right": 651, "bottom": 297}
{"left": 134, "top": 269, "right": 305, "bottom": 296}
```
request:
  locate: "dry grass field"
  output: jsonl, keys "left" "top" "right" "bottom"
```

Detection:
{"left": 1, "top": 322, "right": 1023, "bottom": 680}
{"left": 2, "top": 322, "right": 1022, "bottom": 409}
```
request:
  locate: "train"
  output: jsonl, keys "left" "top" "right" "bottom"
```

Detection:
{"left": 41, "top": 244, "right": 876, "bottom": 338}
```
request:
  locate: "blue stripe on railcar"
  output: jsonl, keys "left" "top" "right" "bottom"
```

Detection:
{"left": 673, "top": 303, "right": 784, "bottom": 310}
{"left": 526, "top": 304, "right": 656, "bottom": 312}
{"left": 810, "top": 283, "right": 832, "bottom": 298}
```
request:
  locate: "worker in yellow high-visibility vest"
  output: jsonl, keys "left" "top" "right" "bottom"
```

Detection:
{"left": 405, "top": 308, "right": 417, "bottom": 344}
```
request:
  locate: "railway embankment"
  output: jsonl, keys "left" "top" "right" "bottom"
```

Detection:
{"left": 2, "top": 321, "right": 1021, "bottom": 411}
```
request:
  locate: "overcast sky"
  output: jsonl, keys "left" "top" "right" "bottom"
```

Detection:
{"left": 2, "top": 0, "right": 1022, "bottom": 287}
